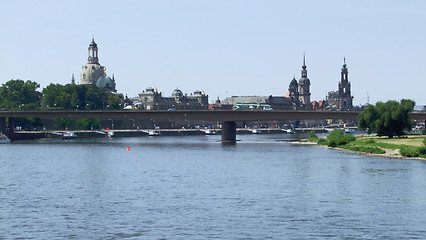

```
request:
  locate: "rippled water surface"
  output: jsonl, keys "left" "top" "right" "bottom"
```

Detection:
{"left": 1, "top": 134, "right": 426, "bottom": 239}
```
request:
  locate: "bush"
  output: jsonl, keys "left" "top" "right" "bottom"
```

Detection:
{"left": 308, "top": 130, "right": 318, "bottom": 142}
{"left": 400, "top": 145, "right": 420, "bottom": 157}
{"left": 317, "top": 138, "right": 328, "bottom": 145}
{"left": 419, "top": 138, "right": 426, "bottom": 155}
{"left": 327, "top": 129, "right": 356, "bottom": 147}
{"left": 341, "top": 145, "right": 386, "bottom": 154}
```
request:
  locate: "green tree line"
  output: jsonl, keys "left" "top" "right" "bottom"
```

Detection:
{"left": 0, "top": 79, "right": 122, "bottom": 110}
{"left": 0, "top": 79, "right": 123, "bottom": 130}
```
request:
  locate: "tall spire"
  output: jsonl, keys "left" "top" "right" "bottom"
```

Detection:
{"left": 301, "top": 53, "right": 307, "bottom": 78}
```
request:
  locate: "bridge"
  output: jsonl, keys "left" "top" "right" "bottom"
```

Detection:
{"left": 1, "top": 110, "right": 425, "bottom": 142}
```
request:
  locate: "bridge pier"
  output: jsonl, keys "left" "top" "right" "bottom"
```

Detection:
{"left": 221, "top": 121, "right": 237, "bottom": 143}
{"left": 7, "top": 117, "right": 14, "bottom": 137}
{"left": 0, "top": 117, "right": 5, "bottom": 134}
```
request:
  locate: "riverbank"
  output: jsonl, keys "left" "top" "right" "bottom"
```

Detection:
{"left": 297, "top": 135, "right": 426, "bottom": 160}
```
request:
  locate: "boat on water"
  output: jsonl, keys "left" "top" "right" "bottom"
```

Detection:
{"left": 148, "top": 130, "right": 159, "bottom": 136}
{"left": 250, "top": 129, "right": 259, "bottom": 134}
{"left": 202, "top": 129, "right": 216, "bottom": 135}
{"left": 282, "top": 129, "right": 295, "bottom": 134}
{"left": 108, "top": 131, "right": 114, "bottom": 138}
{"left": 62, "top": 132, "right": 77, "bottom": 139}
{"left": 344, "top": 128, "right": 353, "bottom": 134}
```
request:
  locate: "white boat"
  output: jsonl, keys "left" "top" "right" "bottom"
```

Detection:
{"left": 251, "top": 129, "right": 259, "bottom": 134}
{"left": 148, "top": 130, "right": 158, "bottom": 136}
{"left": 62, "top": 132, "right": 77, "bottom": 139}
{"left": 108, "top": 131, "right": 114, "bottom": 138}
{"left": 282, "top": 129, "right": 295, "bottom": 134}
{"left": 202, "top": 129, "right": 215, "bottom": 135}
{"left": 344, "top": 128, "right": 353, "bottom": 134}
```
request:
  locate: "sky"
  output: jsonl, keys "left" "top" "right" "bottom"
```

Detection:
{"left": 1, "top": 0, "right": 425, "bottom": 105}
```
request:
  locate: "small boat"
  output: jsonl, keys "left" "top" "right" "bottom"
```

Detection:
{"left": 148, "top": 130, "right": 158, "bottom": 136}
{"left": 202, "top": 129, "right": 215, "bottom": 135}
{"left": 251, "top": 129, "right": 259, "bottom": 134}
{"left": 62, "top": 132, "right": 77, "bottom": 139}
{"left": 282, "top": 129, "right": 295, "bottom": 134}
{"left": 344, "top": 128, "right": 353, "bottom": 134}
{"left": 108, "top": 131, "right": 114, "bottom": 138}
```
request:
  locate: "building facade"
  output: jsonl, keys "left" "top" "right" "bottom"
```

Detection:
{"left": 137, "top": 88, "right": 208, "bottom": 110}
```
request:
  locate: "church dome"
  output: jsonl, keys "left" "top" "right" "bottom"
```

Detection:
{"left": 172, "top": 88, "right": 183, "bottom": 97}
{"left": 96, "top": 75, "right": 116, "bottom": 91}
{"left": 81, "top": 63, "right": 104, "bottom": 85}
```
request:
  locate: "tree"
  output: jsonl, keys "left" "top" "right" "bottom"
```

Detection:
{"left": 55, "top": 118, "right": 75, "bottom": 130}
{"left": 358, "top": 99, "right": 415, "bottom": 138}
{"left": 42, "top": 83, "right": 122, "bottom": 110}
{"left": 107, "top": 94, "right": 122, "bottom": 110}
{"left": 76, "top": 118, "right": 101, "bottom": 130}
{"left": 0, "top": 79, "right": 41, "bottom": 109}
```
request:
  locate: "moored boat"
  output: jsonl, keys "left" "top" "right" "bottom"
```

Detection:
{"left": 62, "top": 132, "right": 77, "bottom": 139}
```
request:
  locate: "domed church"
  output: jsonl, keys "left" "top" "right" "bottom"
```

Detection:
{"left": 80, "top": 37, "right": 116, "bottom": 92}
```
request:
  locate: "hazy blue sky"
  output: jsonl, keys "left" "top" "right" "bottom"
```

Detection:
{"left": 1, "top": 0, "right": 425, "bottom": 105}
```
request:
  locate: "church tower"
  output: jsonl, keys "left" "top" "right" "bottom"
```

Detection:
{"left": 88, "top": 37, "right": 99, "bottom": 64}
{"left": 338, "top": 58, "right": 353, "bottom": 109}
{"left": 326, "top": 58, "right": 354, "bottom": 110}
{"left": 298, "top": 54, "right": 311, "bottom": 108}
{"left": 80, "top": 37, "right": 105, "bottom": 85}
{"left": 288, "top": 76, "right": 299, "bottom": 105}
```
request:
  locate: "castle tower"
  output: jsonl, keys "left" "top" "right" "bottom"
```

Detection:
{"left": 298, "top": 54, "right": 311, "bottom": 108}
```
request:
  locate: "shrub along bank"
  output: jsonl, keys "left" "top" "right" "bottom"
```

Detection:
{"left": 307, "top": 130, "right": 426, "bottom": 158}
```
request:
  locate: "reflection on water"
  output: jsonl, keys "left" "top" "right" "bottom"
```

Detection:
{"left": 1, "top": 134, "right": 426, "bottom": 239}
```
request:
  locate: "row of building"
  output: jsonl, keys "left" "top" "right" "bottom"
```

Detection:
{"left": 220, "top": 56, "right": 353, "bottom": 111}
{"left": 75, "top": 38, "right": 354, "bottom": 111}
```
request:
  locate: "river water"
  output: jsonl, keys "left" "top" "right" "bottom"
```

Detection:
{"left": 1, "top": 134, "right": 426, "bottom": 239}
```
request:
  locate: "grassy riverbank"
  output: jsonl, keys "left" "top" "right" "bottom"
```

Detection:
{"left": 306, "top": 130, "right": 426, "bottom": 159}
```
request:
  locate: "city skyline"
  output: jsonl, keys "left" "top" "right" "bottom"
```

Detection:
{"left": 1, "top": 0, "right": 425, "bottom": 105}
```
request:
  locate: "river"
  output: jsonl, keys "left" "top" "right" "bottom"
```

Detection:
{"left": 1, "top": 134, "right": 426, "bottom": 239}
